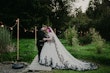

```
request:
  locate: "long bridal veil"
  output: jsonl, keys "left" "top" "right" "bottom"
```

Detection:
{"left": 49, "top": 27, "right": 98, "bottom": 71}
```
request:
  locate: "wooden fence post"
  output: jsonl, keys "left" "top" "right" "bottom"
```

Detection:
{"left": 16, "top": 18, "right": 19, "bottom": 60}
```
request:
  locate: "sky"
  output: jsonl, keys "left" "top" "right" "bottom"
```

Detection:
{"left": 67, "top": 0, "right": 91, "bottom": 16}
{"left": 52, "top": 0, "right": 91, "bottom": 15}
{"left": 73, "top": 0, "right": 91, "bottom": 13}
{"left": 70, "top": 0, "right": 103, "bottom": 13}
{"left": 52, "top": 0, "right": 104, "bottom": 16}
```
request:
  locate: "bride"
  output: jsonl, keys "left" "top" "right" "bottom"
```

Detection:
{"left": 39, "top": 26, "right": 98, "bottom": 71}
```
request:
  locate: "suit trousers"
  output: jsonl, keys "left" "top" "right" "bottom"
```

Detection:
{"left": 37, "top": 45, "right": 43, "bottom": 62}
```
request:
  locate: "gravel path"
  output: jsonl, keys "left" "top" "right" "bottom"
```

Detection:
{"left": 0, "top": 63, "right": 27, "bottom": 73}
{"left": 0, "top": 63, "right": 50, "bottom": 73}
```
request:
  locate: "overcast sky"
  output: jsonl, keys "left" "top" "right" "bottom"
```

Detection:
{"left": 71, "top": 0, "right": 103, "bottom": 13}
{"left": 72, "top": 0, "right": 91, "bottom": 13}
{"left": 66, "top": 0, "right": 91, "bottom": 16}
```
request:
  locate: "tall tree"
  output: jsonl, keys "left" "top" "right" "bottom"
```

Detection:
{"left": 86, "top": 0, "right": 110, "bottom": 40}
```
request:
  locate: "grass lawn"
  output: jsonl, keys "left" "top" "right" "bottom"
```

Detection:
{"left": 0, "top": 39, "right": 110, "bottom": 73}
{"left": 62, "top": 39, "right": 110, "bottom": 64}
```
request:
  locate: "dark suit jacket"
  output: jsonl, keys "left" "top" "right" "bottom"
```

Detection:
{"left": 37, "top": 30, "right": 46, "bottom": 47}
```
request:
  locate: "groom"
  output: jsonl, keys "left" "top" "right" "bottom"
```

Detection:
{"left": 37, "top": 25, "right": 47, "bottom": 62}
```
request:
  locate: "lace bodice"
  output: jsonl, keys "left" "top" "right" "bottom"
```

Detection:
{"left": 46, "top": 32, "right": 55, "bottom": 43}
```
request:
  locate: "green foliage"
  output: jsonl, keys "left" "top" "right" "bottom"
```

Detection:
{"left": 79, "top": 33, "right": 92, "bottom": 45}
{"left": 0, "top": 39, "right": 37, "bottom": 63}
{"left": 62, "top": 39, "right": 110, "bottom": 65}
{"left": 19, "top": 39, "right": 37, "bottom": 62}
{"left": 65, "top": 26, "right": 78, "bottom": 45}
{"left": 65, "top": 27, "right": 73, "bottom": 45}
{"left": 1, "top": 39, "right": 110, "bottom": 73}
{"left": 0, "top": 27, "right": 12, "bottom": 53}
{"left": 89, "top": 28, "right": 105, "bottom": 54}
{"left": 86, "top": 0, "right": 110, "bottom": 41}
{"left": 0, "top": 0, "right": 70, "bottom": 32}
{"left": 0, "top": 52, "right": 16, "bottom": 62}
{"left": 0, "top": 0, "right": 110, "bottom": 41}
{"left": 65, "top": 26, "right": 80, "bottom": 51}
{"left": 72, "top": 37, "right": 79, "bottom": 47}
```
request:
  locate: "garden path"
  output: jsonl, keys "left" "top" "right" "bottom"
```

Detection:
{"left": 23, "top": 55, "right": 52, "bottom": 72}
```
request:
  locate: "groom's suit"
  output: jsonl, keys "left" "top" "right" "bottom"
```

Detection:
{"left": 37, "top": 30, "right": 46, "bottom": 61}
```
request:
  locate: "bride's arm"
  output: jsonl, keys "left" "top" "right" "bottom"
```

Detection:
{"left": 43, "top": 33, "right": 53, "bottom": 41}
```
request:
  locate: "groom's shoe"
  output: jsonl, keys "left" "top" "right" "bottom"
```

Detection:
{"left": 28, "top": 70, "right": 40, "bottom": 72}
{"left": 28, "top": 70, "right": 33, "bottom": 72}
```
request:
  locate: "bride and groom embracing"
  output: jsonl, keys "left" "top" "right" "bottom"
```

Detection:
{"left": 37, "top": 25, "right": 98, "bottom": 71}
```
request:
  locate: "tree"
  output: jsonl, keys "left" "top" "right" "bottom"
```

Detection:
{"left": 0, "top": 0, "right": 71, "bottom": 31}
{"left": 86, "top": 0, "right": 110, "bottom": 41}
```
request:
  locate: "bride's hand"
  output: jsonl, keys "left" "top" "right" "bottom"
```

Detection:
{"left": 43, "top": 38, "right": 47, "bottom": 41}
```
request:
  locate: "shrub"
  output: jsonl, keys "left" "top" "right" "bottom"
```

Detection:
{"left": 89, "top": 28, "right": 105, "bottom": 54}
{"left": 79, "top": 33, "right": 92, "bottom": 45}
{"left": 72, "top": 37, "right": 80, "bottom": 50}
{"left": 0, "top": 27, "right": 12, "bottom": 53}
{"left": 65, "top": 26, "right": 80, "bottom": 51}
{"left": 65, "top": 26, "right": 78, "bottom": 45}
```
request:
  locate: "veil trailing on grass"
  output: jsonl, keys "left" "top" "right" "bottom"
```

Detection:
{"left": 49, "top": 27, "right": 97, "bottom": 70}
